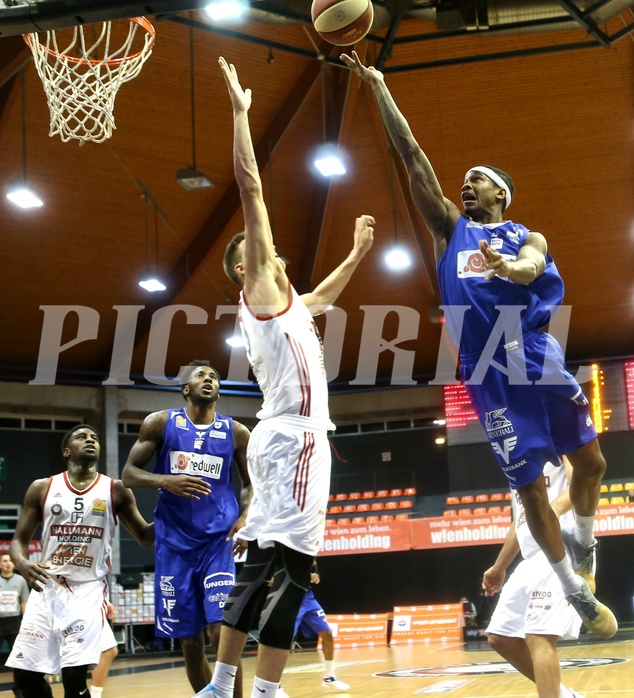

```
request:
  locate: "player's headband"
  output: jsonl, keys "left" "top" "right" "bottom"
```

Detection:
{"left": 466, "top": 166, "right": 512, "bottom": 210}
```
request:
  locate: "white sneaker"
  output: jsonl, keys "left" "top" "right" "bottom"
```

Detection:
{"left": 322, "top": 676, "right": 351, "bottom": 691}
{"left": 277, "top": 687, "right": 290, "bottom": 698}
{"left": 192, "top": 684, "right": 216, "bottom": 697}
{"left": 568, "top": 690, "right": 585, "bottom": 698}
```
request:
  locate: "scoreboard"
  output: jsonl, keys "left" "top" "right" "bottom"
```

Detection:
{"left": 444, "top": 359, "right": 634, "bottom": 445}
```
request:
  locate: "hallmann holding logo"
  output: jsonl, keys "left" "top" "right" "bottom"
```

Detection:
{"left": 26, "top": 303, "right": 594, "bottom": 387}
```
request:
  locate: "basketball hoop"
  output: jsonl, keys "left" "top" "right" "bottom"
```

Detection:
{"left": 23, "top": 17, "right": 155, "bottom": 144}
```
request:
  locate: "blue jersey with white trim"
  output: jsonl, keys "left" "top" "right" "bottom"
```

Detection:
{"left": 436, "top": 216, "right": 564, "bottom": 358}
{"left": 153, "top": 408, "right": 238, "bottom": 551}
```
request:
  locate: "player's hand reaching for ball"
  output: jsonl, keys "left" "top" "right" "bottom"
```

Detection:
{"left": 219, "top": 56, "right": 252, "bottom": 113}
{"left": 163, "top": 474, "right": 211, "bottom": 500}
{"left": 340, "top": 50, "right": 384, "bottom": 85}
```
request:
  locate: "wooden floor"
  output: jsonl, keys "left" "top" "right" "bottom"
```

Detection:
{"left": 3, "top": 632, "right": 632, "bottom": 698}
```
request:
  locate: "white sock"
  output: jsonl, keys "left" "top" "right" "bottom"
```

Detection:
{"left": 212, "top": 661, "right": 238, "bottom": 698}
{"left": 573, "top": 513, "right": 596, "bottom": 547}
{"left": 324, "top": 660, "right": 335, "bottom": 678}
{"left": 251, "top": 676, "right": 279, "bottom": 698}
{"left": 552, "top": 557, "right": 582, "bottom": 595}
{"left": 90, "top": 687, "right": 104, "bottom": 698}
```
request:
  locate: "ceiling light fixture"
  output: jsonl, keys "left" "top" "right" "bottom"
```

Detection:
{"left": 313, "top": 65, "right": 346, "bottom": 177}
{"left": 5, "top": 70, "right": 43, "bottom": 209}
{"left": 176, "top": 26, "right": 214, "bottom": 191}
{"left": 384, "top": 152, "right": 411, "bottom": 271}
{"left": 205, "top": 0, "right": 246, "bottom": 22}
{"left": 138, "top": 193, "right": 166, "bottom": 292}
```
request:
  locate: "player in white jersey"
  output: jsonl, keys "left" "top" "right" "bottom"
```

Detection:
{"left": 193, "top": 58, "right": 374, "bottom": 698}
{"left": 7, "top": 425, "right": 154, "bottom": 698}
{"left": 482, "top": 458, "right": 585, "bottom": 698}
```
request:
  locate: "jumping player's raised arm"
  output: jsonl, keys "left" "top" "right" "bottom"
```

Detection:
{"left": 219, "top": 57, "right": 287, "bottom": 313}
{"left": 341, "top": 50, "right": 460, "bottom": 258}
{"left": 300, "top": 215, "right": 374, "bottom": 316}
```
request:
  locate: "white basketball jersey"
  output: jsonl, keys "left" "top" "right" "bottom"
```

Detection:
{"left": 513, "top": 461, "right": 574, "bottom": 559}
{"left": 40, "top": 472, "right": 116, "bottom": 582}
{"left": 239, "top": 286, "right": 334, "bottom": 429}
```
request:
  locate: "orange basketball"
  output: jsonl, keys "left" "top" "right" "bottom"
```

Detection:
{"left": 311, "top": 0, "right": 374, "bottom": 46}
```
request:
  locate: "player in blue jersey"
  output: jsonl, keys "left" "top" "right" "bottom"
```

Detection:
{"left": 291, "top": 562, "right": 349, "bottom": 692}
{"left": 341, "top": 50, "right": 616, "bottom": 639}
{"left": 122, "top": 361, "right": 252, "bottom": 696}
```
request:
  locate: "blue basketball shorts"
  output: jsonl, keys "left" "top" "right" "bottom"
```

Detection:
{"left": 461, "top": 332, "right": 597, "bottom": 489}
{"left": 294, "top": 588, "right": 330, "bottom": 638}
{"left": 154, "top": 534, "right": 236, "bottom": 638}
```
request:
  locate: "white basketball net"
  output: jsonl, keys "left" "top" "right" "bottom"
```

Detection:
{"left": 24, "top": 18, "right": 155, "bottom": 144}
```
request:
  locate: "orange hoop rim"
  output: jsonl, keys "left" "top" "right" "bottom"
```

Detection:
{"left": 23, "top": 16, "right": 155, "bottom": 67}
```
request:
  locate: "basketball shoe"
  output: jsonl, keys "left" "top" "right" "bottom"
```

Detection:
{"left": 565, "top": 576, "right": 617, "bottom": 638}
{"left": 561, "top": 529, "right": 598, "bottom": 593}
{"left": 193, "top": 684, "right": 216, "bottom": 697}
{"left": 322, "top": 676, "right": 351, "bottom": 690}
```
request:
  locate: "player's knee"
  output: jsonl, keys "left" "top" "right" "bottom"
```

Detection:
{"left": 487, "top": 632, "right": 504, "bottom": 653}
{"left": 259, "top": 548, "right": 313, "bottom": 649}
{"left": 61, "top": 664, "right": 90, "bottom": 698}
{"left": 14, "top": 669, "right": 53, "bottom": 698}
{"left": 206, "top": 622, "right": 221, "bottom": 653}
{"left": 104, "top": 645, "right": 118, "bottom": 661}
{"left": 181, "top": 633, "right": 206, "bottom": 659}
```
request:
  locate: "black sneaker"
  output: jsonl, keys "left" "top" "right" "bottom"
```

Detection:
{"left": 561, "top": 529, "right": 598, "bottom": 593}
{"left": 566, "top": 576, "right": 617, "bottom": 638}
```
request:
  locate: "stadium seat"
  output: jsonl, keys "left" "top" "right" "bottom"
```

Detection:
{"left": 334, "top": 493, "right": 348, "bottom": 501}
{"left": 404, "top": 487, "right": 417, "bottom": 496}
{"left": 610, "top": 496, "right": 625, "bottom": 504}
{"left": 342, "top": 504, "right": 356, "bottom": 513}
{"left": 385, "top": 501, "right": 398, "bottom": 510}
{"left": 473, "top": 507, "right": 487, "bottom": 516}
{"left": 488, "top": 506, "right": 502, "bottom": 514}
{"left": 351, "top": 516, "right": 365, "bottom": 524}
{"left": 443, "top": 509, "right": 458, "bottom": 517}
{"left": 504, "top": 492, "right": 513, "bottom": 500}
{"left": 398, "top": 500, "right": 413, "bottom": 509}
{"left": 490, "top": 493, "right": 504, "bottom": 502}
{"left": 370, "top": 502, "right": 385, "bottom": 511}
{"left": 395, "top": 514, "right": 409, "bottom": 521}
{"left": 389, "top": 488, "right": 403, "bottom": 497}
{"left": 376, "top": 489, "right": 389, "bottom": 498}
{"left": 328, "top": 505, "right": 342, "bottom": 515}
{"left": 357, "top": 503, "right": 370, "bottom": 512}
{"left": 598, "top": 497, "right": 610, "bottom": 506}
{"left": 609, "top": 483, "right": 624, "bottom": 492}
{"left": 625, "top": 482, "right": 634, "bottom": 490}
{"left": 348, "top": 492, "right": 361, "bottom": 500}
{"left": 475, "top": 494, "right": 489, "bottom": 503}
{"left": 502, "top": 505, "right": 512, "bottom": 514}
{"left": 328, "top": 493, "right": 334, "bottom": 502}
{"left": 380, "top": 514, "right": 394, "bottom": 522}
{"left": 458, "top": 508, "right": 472, "bottom": 516}
{"left": 337, "top": 517, "right": 350, "bottom": 524}
{"left": 361, "top": 491, "right": 375, "bottom": 499}
{"left": 325, "top": 518, "right": 335, "bottom": 526}
{"left": 460, "top": 495, "right": 475, "bottom": 504}
{"left": 446, "top": 496, "right": 460, "bottom": 506}
{"left": 365, "top": 515, "right": 380, "bottom": 524}
{"left": 600, "top": 484, "right": 608, "bottom": 493}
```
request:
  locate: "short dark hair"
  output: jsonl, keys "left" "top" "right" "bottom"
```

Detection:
{"left": 61, "top": 424, "right": 99, "bottom": 458}
{"left": 223, "top": 232, "right": 245, "bottom": 285}
{"left": 179, "top": 360, "right": 219, "bottom": 399}
{"left": 483, "top": 165, "right": 515, "bottom": 210}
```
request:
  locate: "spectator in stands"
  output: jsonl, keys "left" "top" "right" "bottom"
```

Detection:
{"left": 627, "top": 489, "right": 634, "bottom": 503}
{"left": 459, "top": 596, "right": 478, "bottom": 627}
{"left": 0, "top": 552, "right": 29, "bottom": 698}
{"left": 482, "top": 457, "right": 584, "bottom": 698}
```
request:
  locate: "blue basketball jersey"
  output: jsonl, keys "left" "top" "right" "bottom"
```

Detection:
{"left": 436, "top": 216, "right": 564, "bottom": 359}
{"left": 153, "top": 408, "right": 239, "bottom": 551}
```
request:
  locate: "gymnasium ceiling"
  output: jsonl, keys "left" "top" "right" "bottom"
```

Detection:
{"left": 0, "top": 0, "right": 633, "bottom": 393}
